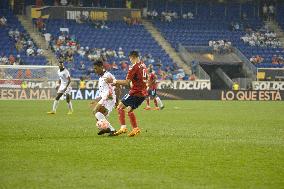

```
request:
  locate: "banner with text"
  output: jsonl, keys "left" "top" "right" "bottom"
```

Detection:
{"left": 157, "top": 80, "right": 211, "bottom": 90}
{"left": 0, "top": 88, "right": 56, "bottom": 100}
{"left": 252, "top": 81, "right": 284, "bottom": 90}
{"left": 32, "top": 6, "right": 141, "bottom": 20}
{"left": 0, "top": 80, "right": 211, "bottom": 90}
{"left": 157, "top": 90, "right": 283, "bottom": 101}
{"left": 1, "top": 89, "right": 283, "bottom": 101}
{"left": 220, "top": 90, "right": 282, "bottom": 101}
{"left": 0, "top": 80, "right": 22, "bottom": 88}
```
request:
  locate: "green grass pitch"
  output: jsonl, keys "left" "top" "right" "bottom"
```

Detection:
{"left": 0, "top": 100, "right": 283, "bottom": 188}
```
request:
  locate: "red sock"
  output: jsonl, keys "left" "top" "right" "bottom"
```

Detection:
{"left": 154, "top": 98, "right": 158, "bottom": 107}
{"left": 128, "top": 112, "right": 138, "bottom": 129}
{"left": 146, "top": 97, "right": 150, "bottom": 106}
{"left": 118, "top": 108, "right": 126, "bottom": 125}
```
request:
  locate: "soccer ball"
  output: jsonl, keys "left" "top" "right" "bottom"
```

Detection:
{"left": 96, "top": 120, "right": 109, "bottom": 130}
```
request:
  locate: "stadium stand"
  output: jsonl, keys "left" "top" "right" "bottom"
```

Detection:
{"left": 43, "top": 19, "right": 176, "bottom": 79}
{"left": 0, "top": 10, "right": 47, "bottom": 66}
{"left": 2, "top": 0, "right": 284, "bottom": 80}
{"left": 276, "top": 2, "right": 284, "bottom": 30}
{"left": 149, "top": 2, "right": 284, "bottom": 69}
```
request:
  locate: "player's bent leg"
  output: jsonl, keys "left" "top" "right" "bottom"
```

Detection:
{"left": 94, "top": 106, "right": 116, "bottom": 135}
{"left": 127, "top": 110, "right": 141, "bottom": 137}
{"left": 96, "top": 115, "right": 111, "bottom": 135}
{"left": 116, "top": 101, "right": 126, "bottom": 110}
{"left": 155, "top": 96, "right": 164, "bottom": 110}
{"left": 66, "top": 94, "right": 73, "bottom": 115}
{"left": 125, "top": 106, "right": 133, "bottom": 113}
{"left": 92, "top": 104, "right": 108, "bottom": 117}
{"left": 114, "top": 102, "right": 128, "bottom": 136}
{"left": 47, "top": 93, "right": 63, "bottom": 114}
{"left": 144, "top": 96, "right": 151, "bottom": 110}
{"left": 127, "top": 96, "right": 145, "bottom": 137}
{"left": 151, "top": 90, "right": 162, "bottom": 110}
{"left": 153, "top": 98, "right": 159, "bottom": 110}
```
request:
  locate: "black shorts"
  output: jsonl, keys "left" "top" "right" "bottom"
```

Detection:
{"left": 148, "top": 89, "right": 157, "bottom": 97}
{"left": 121, "top": 94, "right": 145, "bottom": 109}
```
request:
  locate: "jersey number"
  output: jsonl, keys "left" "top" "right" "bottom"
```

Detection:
{"left": 142, "top": 69, "right": 147, "bottom": 83}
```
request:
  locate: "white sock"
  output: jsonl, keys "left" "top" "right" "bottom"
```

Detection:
{"left": 95, "top": 112, "right": 115, "bottom": 131}
{"left": 67, "top": 101, "right": 73, "bottom": 111}
{"left": 52, "top": 100, "right": 59, "bottom": 112}
{"left": 155, "top": 96, "right": 163, "bottom": 108}
{"left": 95, "top": 112, "right": 105, "bottom": 121}
{"left": 108, "top": 123, "right": 115, "bottom": 131}
{"left": 121, "top": 125, "right": 126, "bottom": 129}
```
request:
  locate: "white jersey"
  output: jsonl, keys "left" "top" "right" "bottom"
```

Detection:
{"left": 97, "top": 71, "right": 116, "bottom": 114}
{"left": 57, "top": 68, "right": 72, "bottom": 95}
{"left": 58, "top": 68, "right": 70, "bottom": 86}
{"left": 97, "top": 71, "right": 116, "bottom": 102}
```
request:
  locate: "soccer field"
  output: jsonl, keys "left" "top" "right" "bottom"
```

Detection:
{"left": 0, "top": 100, "right": 283, "bottom": 188}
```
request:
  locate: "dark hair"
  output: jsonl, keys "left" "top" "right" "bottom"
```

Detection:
{"left": 129, "top": 50, "right": 139, "bottom": 58}
{"left": 94, "top": 59, "right": 103, "bottom": 67}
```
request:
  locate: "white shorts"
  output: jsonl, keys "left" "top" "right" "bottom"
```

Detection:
{"left": 58, "top": 85, "right": 72, "bottom": 95}
{"left": 102, "top": 99, "right": 116, "bottom": 116}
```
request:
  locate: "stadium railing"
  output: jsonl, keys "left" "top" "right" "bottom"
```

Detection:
{"left": 178, "top": 44, "right": 210, "bottom": 80}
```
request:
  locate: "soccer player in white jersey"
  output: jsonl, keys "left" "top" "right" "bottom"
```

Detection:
{"left": 90, "top": 60, "right": 118, "bottom": 136}
{"left": 47, "top": 61, "right": 73, "bottom": 115}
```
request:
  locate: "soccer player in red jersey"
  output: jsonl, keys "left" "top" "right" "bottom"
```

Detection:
{"left": 144, "top": 64, "right": 164, "bottom": 110}
{"left": 106, "top": 51, "right": 147, "bottom": 137}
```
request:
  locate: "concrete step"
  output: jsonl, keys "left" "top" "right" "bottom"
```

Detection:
{"left": 142, "top": 20, "right": 191, "bottom": 75}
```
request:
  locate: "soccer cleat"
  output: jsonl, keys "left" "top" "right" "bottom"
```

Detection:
{"left": 128, "top": 127, "right": 141, "bottom": 137}
{"left": 160, "top": 105, "right": 165, "bottom": 110}
{"left": 108, "top": 130, "right": 117, "bottom": 137}
{"left": 144, "top": 106, "right": 151, "bottom": 110}
{"left": 97, "top": 128, "right": 111, "bottom": 135}
{"left": 114, "top": 127, "right": 128, "bottom": 136}
{"left": 67, "top": 111, "right": 73, "bottom": 115}
{"left": 152, "top": 107, "right": 160, "bottom": 110}
{"left": 47, "top": 111, "right": 56, "bottom": 114}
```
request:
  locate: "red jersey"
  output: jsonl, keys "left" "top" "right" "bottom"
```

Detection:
{"left": 126, "top": 61, "right": 148, "bottom": 97}
{"left": 148, "top": 72, "right": 158, "bottom": 90}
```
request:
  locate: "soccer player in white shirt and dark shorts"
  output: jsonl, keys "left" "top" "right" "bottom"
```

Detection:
{"left": 90, "top": 60, "right": 120, "bottom": 136}
{"left": 47, "top": 61, "right": 73, "bottom": 115}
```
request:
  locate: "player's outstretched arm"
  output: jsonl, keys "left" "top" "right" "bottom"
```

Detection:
{"left": 116, "top": 79, "right": 131, "bottom": 86}
{"left": 114, "top": 85, "right": 122, "bottom": 108}
{"left": 105, "top": 77, "right": 131, "bottom": 87}
{"left": 114, "top": 84, "right": 122, "bottom": 99}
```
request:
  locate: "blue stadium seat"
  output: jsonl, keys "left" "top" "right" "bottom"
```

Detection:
{"left": 44, "top": 19, "right": 176, "bottom": 79}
